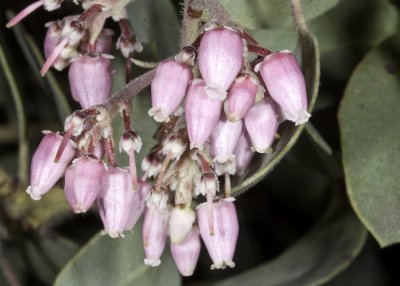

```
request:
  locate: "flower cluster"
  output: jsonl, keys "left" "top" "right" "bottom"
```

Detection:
{"left": 8, "top": 0, "right": 310, "bottom": 277}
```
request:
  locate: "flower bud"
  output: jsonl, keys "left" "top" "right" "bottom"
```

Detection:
{"left": 97, "top": 167, "right": 136, "bottom": 238}
{"left": 224, "top": 74, "right": 261, "bottom": 121}
{"left": 169, "top": 205, "right": 195, "bottom": 244}
{"left": 119, "top": 130, "right": 142, "bottom": 154}
{"left": 162, "top": 134, "right": 187, "bottom": 159}
{"left": 185, "top": 79, "right": 223, "bottom": 149}
{"left": 210, "top": 114, "right": 243, "bottom": 165}
{"left": 195, "top": 173, "right": 218, "bottom": 197}
{"left": 116, "top": 35, "right": 143, "bottom": 58}
{"left": 141, "top": 152, "right": 162, "bottom": 178}
{"left": 244, "top": 97, "right": 278, "bottom": 153}
{"left": 68, "top": 54, "right": 113, "bottom": 109}
{"left": 64, "top": 155, "right": 106, "bottom": 213}
{"left": 255, "top": 50, "right": 310, "bottom": 125}
{"left": 234, "top": 132, "right": 254, "bottom": 175}
{"left": 143, "top": 192, "right": 171, "bottom": 267}
{"left": 197, "top": 198, "right": 239, "bottom": 270}
{"left": 198, "top": 26, "right": 244, "bottom": 100}
{"left": 26, "top": 131, "right": 76, "bottom": 200}
{"left": 171, "top": 227, "right": 201, "bottom": 276}
{"left": 149, "top": 60, "right": 193, "bottom": 122}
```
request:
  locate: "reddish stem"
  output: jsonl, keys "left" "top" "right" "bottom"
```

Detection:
{"left": 247, "top": 44, "right": 274, "bottom": 57}
{"left": 78, "top": 4, "right": 102, "bottom": 22}
{"left": 55, "top": 127, "right": 73, "bottom": 163}
{"left": 103, "top": 137, "right": 116, "bottom": 167}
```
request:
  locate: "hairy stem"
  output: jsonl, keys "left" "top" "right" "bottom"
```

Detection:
{"left": 290, "top": 0, "right": 308, "bottom": 34}
{"left": 190, "top": 0, "right": 232, "bottom": 26}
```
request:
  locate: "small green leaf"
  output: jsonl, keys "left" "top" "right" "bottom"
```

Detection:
{"left": 338, "top": 34, "right": 400, "bottom": 247}
{"left": 232, "top": 30, "right": 320, "bottom": 196}
{"left": 214, "top": 192, "right": 367, "bottom": 286}
{"left": 219, "top": 0, "right": 340, "bottom": 29}
{"left": 54, "top": 230, "right": 180, "bottom": 286}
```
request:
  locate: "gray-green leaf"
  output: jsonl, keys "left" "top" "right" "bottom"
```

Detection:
{"left": 214, "top": 192, "right": 367, "bottom": 286}
{"left": 338, "top": 34, "right": 400, "bottom": 247}
{"left": 54, "top": 230, "right": 181, "bottom": 286}
{"left": 220, "top": 0, "right": 340, "bottom": 29}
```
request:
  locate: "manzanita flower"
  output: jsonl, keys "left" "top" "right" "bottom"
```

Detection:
{"left": 197, "top": 198, "right": 239, "bottom": 269}
{"left": 234, "top": 132, "right": 254, "bottom": 175}
{"left": 171, "top": 227, "right": 201, "bottom": 276}
{"left": 185, "top": 79, "right": 223, "bottom": 149}
{"left": 149, "top": 60, "right": 193, "bottom": 122}
{"left": 224, "top": 74, "right": 262, "bottom": 121}
{"left": 244, "top": 97, "right": 278, "bottom": 153}
{"left": 97, "top": 167, "right": 136, "bottom": 238}
{"left": 198, "top": 26, "right": 244, "bottom": 100}
{"left": 68, "top": 54, "right": 113, "bottom": 108}
{"left": 210, "top": 114, "right": 243, "bottom": 167}
{"left": 143, "top": 192, "right": 171, "bottom": 267}
{"left": 255, "top": 50, "right": 310, "bottom": 125}
{"left": 26, "top": 131, "right": 76, "bottom": 200}
{"left": 64, "top": 155, "right": 106, "bottom": 213}
{"left": 125, "top": 181, "right": 152, "bottom": 231}
{"left": 169, "top": 205, "right": 195, "bottom": 244}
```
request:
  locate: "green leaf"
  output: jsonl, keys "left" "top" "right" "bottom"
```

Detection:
{"left": 126, "top": 0, "right": 180, "bottom": 59}
{"left": 54, "top": 230, "right": 181, "bottom": 286}
{"left": 250, "top": 27, "right": 297, "bottom": 51}
{"left": 338, "top": 34, "right": 400, "bottom": 247}
{"left": 232, "top": 30, "right": 320, "bottom": 195}
{"left": 309, "top": 0, "right": 399, "bottom": 82}
{"left": 219, "top": 0, "right": 340, "bottom": 29}
{"left": 214, "top": 191, "right": 367, "bottom": 286}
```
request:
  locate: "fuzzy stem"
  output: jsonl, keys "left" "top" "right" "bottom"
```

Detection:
{"left": 290, "top": 0, "right": 308, "bottom": 34}
{"left": 155, "top": 153, "right": 172, "bottom": 192}
{"left": 104, "top": 137, "right": 116, "bottom": 167}
{"left": 180, "top": 0, "right": 202, "bottom": 48}
{"left": 104, "top": 69, "right": 156, "bottom": 116}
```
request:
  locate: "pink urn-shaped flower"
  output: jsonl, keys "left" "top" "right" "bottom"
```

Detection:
{"left": 68, "top": 54, "right": 113, "bottom": 109}
{"left": 97, "top": 167, "right": 136, "bottom": 238}
{"left": 124, "top": 180, "right": 152, "bottom": 232}
{"left": 210, "top": 114, "right": 243, "bottom": 165}
{"left": 185, "top": 79, "right": 223, "bottom": 149}
{"left": 64, "top": 155, "right": 106, "bottom": 213}
{"left": 170, "top": 227, "right": 201, "bottom": 276}
{"left": 224, "top": 74, "right": 261, "bottom": 121}
{"left": 169, "top": 205, "right": 195, "bottom": 244}
{"left": 198, "top": 26, "right": 244, "bottom": 100}
{"left": 26, "top": 131, "right": 76, "bottom": 200}
{"left": 244, "top": 97, "right": 279, "bottom": 153}
{"left": 197, "top": 198, "right": 239, "bottom": 270}
{"left": 255, "top": 50, "right": 310, "bottom": 125}
{"left": 234, "top": 132, "right": 254, "bottom": 175}
{"left": 143, "top": 192, "right": 171, "bottom": 267}
{"left": 149, "top": 60, "right": 193, "bottom": 122}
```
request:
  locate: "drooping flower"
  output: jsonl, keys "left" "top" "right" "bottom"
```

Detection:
{"left": 149, "top": 60, "right": 193, "bottom": 122}
{"left": 244, "top": 97, "right": 278, "bottom": 153}
{"left": 26, "top": 131, "right": 76, "bottom": 200}
{"left": 198, "top": 26, "right": 244, "bottom": 100}
{"left": 255, "top": 50, "right": 310, "bottom": 125}
{"left": 185, "top": 79, "right": 223, "bottom": 149}
{"left": 64, "top": 155, "right": 106, "bottom": 213}
{"left": 171, "top": 227, "right": 201, "bottom": 276}
{"left": 68, "top": 54, "right": 113, "bottom": 109}
{"left": 197, "top": 198, "right": 239, "bottom": 270}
